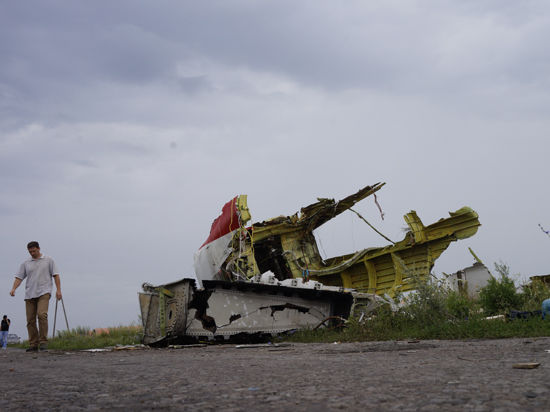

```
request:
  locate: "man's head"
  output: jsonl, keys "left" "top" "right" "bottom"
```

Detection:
{"left": 27, "top": 241, "right": 41, "bottom": 259}
{"left": 2, "top": 315, "right": 6, "bottom": 320}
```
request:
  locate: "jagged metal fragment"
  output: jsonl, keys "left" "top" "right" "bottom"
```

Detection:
{"left": 139, "top": 277, "right": 387, "bottom": 344}
{"left": 194, "top": 183, "right": 480, "bottom": 296}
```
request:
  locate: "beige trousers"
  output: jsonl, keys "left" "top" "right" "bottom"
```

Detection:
{"left": 25, "top": 293, "right": 51, "bottom": 347}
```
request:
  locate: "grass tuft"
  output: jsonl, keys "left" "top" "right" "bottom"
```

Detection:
{"left": 15, "top": 325, "right": 143, "bottom": 350}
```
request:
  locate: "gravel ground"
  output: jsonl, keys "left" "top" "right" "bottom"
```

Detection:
{"left": 1, "top": 337, "right": 549, "bottom": 411}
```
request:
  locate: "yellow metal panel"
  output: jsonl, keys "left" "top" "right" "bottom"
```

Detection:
{"left": 365, "top": 261, "right": 377, "bottom": 293}
{"left": 403, "top": 211, "right": 427, "bottom": 243}
{"left": 391, "top": 253, "right": 405, "bottom": 296}
{"left": 236, "top": 195, "right": 251, "bottom": 224}
{"left": 214, "top": 183, "right": 480, "bottom": 297}
{"left": 340, "top": 271, "right": 353, "bottom": 289}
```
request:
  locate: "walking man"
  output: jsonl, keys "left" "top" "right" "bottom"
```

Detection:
{"left": 10, "top": 241, "right": 62, "bottom": 352}
{"left": 0, "top": 315, "right": 10, "bottom": 349}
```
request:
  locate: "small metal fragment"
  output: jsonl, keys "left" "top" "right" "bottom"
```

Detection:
{"left": 235, "top": 343, "right": 291, "bottom": 349}
{"left": 168, "top": 344, "right": 207, "bottom": 349}
{"left": 512, "top": 363, "right": 540, "bottom": 369}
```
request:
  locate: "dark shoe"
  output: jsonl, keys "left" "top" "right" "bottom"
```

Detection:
{"left": 39, "top": 344, "right": 48, "bottom": 352}
{"left": 26, "top": 347, "right": 38, "bottom": 352}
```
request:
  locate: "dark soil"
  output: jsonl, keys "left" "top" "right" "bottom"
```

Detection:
{"left": 2, "top": 337, "right": 550, "bottom": 411}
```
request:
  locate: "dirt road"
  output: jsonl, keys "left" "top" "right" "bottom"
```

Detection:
{"left": 1, "top": 337, "right": 549, "bottom": 411}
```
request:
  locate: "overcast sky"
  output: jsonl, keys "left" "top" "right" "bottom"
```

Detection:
{"left": 2, "top": 1, "right": 549, "bottom": 339}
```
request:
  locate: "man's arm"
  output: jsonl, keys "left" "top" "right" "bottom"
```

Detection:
{"left": 53, "top": 274, "right": 62, "bottom": 300}
{"left": 10, "top": 277, "right": 22, "bottom": 296}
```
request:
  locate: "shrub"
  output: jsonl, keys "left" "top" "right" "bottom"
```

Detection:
{"left": 478, "top": 262, "right": 522, "bottom": 315}
{"left": 446, "top": 290, "right": 477, "bottom": 320}
{"left": 404, "top": 274, "right": 450, "bottom": 325}
{"left": 521, "top": 279, "right": 550, "bottom": 311}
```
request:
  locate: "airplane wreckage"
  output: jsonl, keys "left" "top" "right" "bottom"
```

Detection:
{"left": 139, "top": 182, "right": 481, "bottom": 345}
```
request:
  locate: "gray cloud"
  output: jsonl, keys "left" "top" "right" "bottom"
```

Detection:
{"left": 3, "top": 1, "right": 550, "bottom": 130}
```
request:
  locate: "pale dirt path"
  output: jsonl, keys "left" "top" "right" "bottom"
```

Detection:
{"left": 1, "top": 337, "right": 549, "bottom": 411}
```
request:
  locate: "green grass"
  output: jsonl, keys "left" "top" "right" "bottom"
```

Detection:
{"left": 284, "top": 316, "right": 550, "bottom": 343}
{"left": 286, "top": 268, "right": 550, "bottom": 343}
{"left": 14, "top": 325, "right": 143, "bottom": 350}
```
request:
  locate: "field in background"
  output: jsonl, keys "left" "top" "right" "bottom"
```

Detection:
{"left": 13, "top": 325, "right": 143, "bottom": 350}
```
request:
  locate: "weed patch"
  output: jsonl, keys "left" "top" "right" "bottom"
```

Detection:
{"left": 15, "top": 325, "right": 143, "bottom": 350}
{"left": 286, "top": 262, "right": 550, "bottom": 343}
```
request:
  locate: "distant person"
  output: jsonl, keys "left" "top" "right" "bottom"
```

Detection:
{"left": 0, "top": 315, "right": 10, "bottom": 349}
{"left": 542, "top": 298, "right": 550, "bottom": 320}
{"left": 9, "top": 241, "right": 62, "bottom": 352}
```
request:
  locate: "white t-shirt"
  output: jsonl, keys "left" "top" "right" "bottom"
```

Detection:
{"left": 16, "top": 254, "right": 59, "bottom": 299}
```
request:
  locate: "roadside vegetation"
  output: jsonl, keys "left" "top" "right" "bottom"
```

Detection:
{"left": 12, "top": 263, "right": 550, "bottom": 349}
{"left": 286, "top": 262, "right": 550, "bottom": 343}
{"left": 13, "top": 325, "right": 143, "bottom": 351}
